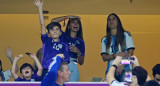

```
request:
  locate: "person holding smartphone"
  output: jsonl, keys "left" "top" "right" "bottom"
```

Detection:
{"left": 107, "top": 56, "right": 148, "bottom": 86}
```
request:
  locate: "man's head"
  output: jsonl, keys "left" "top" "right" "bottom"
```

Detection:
{"left": 20, "top": 63, "right": 34, "bottom": 79}
{"left": 131, "top": 66, "right": 148, "bottom": 86}
{"left": 57, "top": 62, "right": 71, "bottom": 82}
{"left": 152, "top": 64, "right": 160, "bottom": 82}
{"left": 144, "top": 80, "right": 159, "bottom": 86}
{"left": 46, "top": 22, "right": 62, "bottom": 39}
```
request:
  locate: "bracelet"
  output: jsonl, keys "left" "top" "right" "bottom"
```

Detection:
{"left": 113, "top": 53, "right": 116, "bottom": 59}
{"left": 63, "top": 16, "right": 66, "bottom": 27}
{"left": 112, "top": 64, "right": 118, "bottom": 69}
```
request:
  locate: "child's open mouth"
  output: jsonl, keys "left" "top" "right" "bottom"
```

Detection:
{"left": 25, "top": 71, "right": 29, "bottom": 74}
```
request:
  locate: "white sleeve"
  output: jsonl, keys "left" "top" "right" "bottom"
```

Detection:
{"left": 3, "top": 70, "right": 12, "bottom": 81}
{"left": 124, "top": 32, "right": 135, "bottom": 51}
{"left": 111, "top": 80, "right": 128, "bottom": 86}
{"left": 101, "top": 37, "right": 107, "bottom": 55}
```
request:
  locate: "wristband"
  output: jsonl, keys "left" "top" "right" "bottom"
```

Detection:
{"left": 112, "top": 64, "right": 118, "bottom": 69}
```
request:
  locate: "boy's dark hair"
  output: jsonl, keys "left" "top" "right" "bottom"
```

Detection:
{"left": 59, "top": 62, "right": 68, "bottom": 72}
{"left": 20, "top": 63, "right": 34, "bottom": 73}
{"left": 144, "top": 80, "right": 159, "bottom": 86}
{"left": 46, "top": 22, "right": 61, "bottom": 33}
{"left": 0, "top": 60, "right": 2, "bottom": 71}
{"left": 132, "top": 66, "right": 148, "bottom": 86}
{"left": 152, "top": 64, "right": 160, "bottom": 78}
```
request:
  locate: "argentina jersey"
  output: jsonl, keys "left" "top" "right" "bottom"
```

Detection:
{"left": 101, "top": 31, "right": 135, "bottom": 55}
{"left": 60, "top": 32, "right": 85, "bottom": 59}
{"left": 41, "top": 34, "right": 70, "bottom": 69}
{"left": 68, "top": 37, "right": 85, "bottom": 59}
{"left": 101, "top": 31, "right": 135, "bottom": 74}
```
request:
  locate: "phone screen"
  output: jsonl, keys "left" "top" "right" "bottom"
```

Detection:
{"left": 121, "top": 59, "right": 130, "bottom": 64}
{"left": 124, "top": 71, "right": 132, "bottom": 83}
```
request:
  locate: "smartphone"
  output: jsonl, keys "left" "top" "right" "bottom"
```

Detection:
{"left": 121, "top": 59, "right": 130, "bottom": 64}
{"left": 129, "top": 57, "right": 135, "bottom": 60}
{"left": 25, "top": 52, "right": 31, "bottom": 56}
{"left": 122, "top": 57, "right": 135, "bottom": 60}
{"left": 124, "top": 71, "right": 132, "bottom": 83}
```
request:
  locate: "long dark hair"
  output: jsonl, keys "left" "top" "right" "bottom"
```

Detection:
{"left": 65, "top": 18, "right": 83, "bottom": 40}
{"left": 106, "top": 13, "right": 125, "bottom": 52}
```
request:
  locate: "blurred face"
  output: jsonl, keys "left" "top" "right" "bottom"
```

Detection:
{"left": 0, "top": 77, "right": 2, "bottom": 81}
{"left": 69, "top": 19, "right": 80, "bottom": 32}
{"left": 107, "top": 15, "right": 118, "bottom": 29}
{"left": 61, "top": 65, "right": 71, "bottom": 82}
{"left": 155, "top": 74, "right": 160, "bottom": 82}
{"left": 49, "top": 26, "right": 61, "bottom": 39}
{"left": 21, "top": 66, "right": 33, "bottom": 79}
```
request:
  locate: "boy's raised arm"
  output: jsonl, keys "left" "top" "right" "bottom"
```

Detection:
{"left": 34, "top": 0, "right": 46, "bottom": 35}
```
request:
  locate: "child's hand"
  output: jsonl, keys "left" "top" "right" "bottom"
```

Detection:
{"left": 56, "top": 54, "right": 64, "bottom": 60}
{"left": 14, "top": 54, "right": 23, "bottom": 61}
{"left": 29, "top": 54, "right": 37, "bottom": 59}
{"left": 34, "top": 0, "right": 43, "bottom": 8}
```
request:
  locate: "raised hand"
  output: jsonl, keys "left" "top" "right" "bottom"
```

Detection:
{"left": 28, "top": 53, "right": 37, "bottom": 59}
{"left": 5, "top": 47, "right": 13, "bottom": 59}
{"left": 116, "top": 64, "right": 124, "bottom": 75}
{"left": 130, "top": 55, "right": 139, "bottom": 66}
{"left": 34, "top": 0, "right": 43, "bottom": 8}
{"left": 14, "top": 54, "right": 23, "bottom": 62}
{"left": 112, "top": 56, "right": 122, "bottom": 66}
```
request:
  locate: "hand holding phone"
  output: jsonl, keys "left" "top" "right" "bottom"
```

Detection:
{"left": 25, "top": 52, "right": 31, "bottom": 56}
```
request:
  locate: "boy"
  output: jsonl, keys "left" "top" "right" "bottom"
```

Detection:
{"left": 34, "top": 0, "right": 70, "bottom": 78}
{"left": 11, "top": 54, "right": 42, "bottom": 81}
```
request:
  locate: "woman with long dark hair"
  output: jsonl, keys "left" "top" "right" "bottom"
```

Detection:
{"left": 52, "top": 16, "right": 85, "bottom": 82}
{"left": 101, "top": 13, "right": 135, "bottom": 81}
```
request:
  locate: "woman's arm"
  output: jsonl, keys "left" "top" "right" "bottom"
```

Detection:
{"left": 102, "top": 52, "right": 128, "bottom": 62}
{"left": 51, "top": 15, "right": 80, "bottom": 22}
{"left": 69, "top": 45, "right": 84, "bottom": 65}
